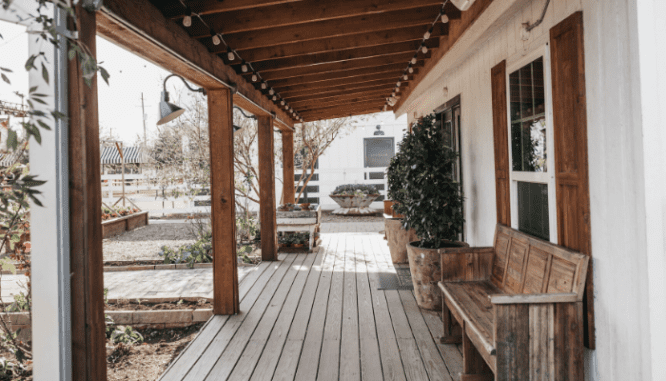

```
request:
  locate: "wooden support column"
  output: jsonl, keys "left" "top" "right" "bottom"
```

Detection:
{"left": 208, "top": 88, "right": 240, "bottom": 315}
{"left": 258, "top": 115, "right": 278, "bottom": 261}
{"left": 282, "top": 130, "right": 295, "bottom": 205}
{"left": 67, "top": 5, "right": 107, "bottom": 381}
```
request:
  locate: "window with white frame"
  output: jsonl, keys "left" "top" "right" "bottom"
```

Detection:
{"left": 508, "top": 49, "right": 557, "bottom": 242}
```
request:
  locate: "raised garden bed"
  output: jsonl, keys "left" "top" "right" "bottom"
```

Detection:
{"left": 102, "top": 211, "right": 149, "bottom": 239}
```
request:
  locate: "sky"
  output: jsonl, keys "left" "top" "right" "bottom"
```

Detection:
{"left": 0, "top": 19, "right": 406, "bottom": 146}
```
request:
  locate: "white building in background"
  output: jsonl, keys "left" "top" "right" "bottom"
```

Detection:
{"left": 275, "top": 112, "right": 409, "bottom": 211}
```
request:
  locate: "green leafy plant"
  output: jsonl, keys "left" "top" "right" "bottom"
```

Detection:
{"left": 387, "top": 144, "right": 409, "bottom": 205}
{"left": 158, "top": 236, "right": 213, "bottom": 268}
{"left": 4, "top": 293, "right": 29, "bottom": 313}
{"left": 330, "top": 184, "right": 379, "bottom": 196}
{"left": 109, "top": 326, "right": 144, "bottom": 345}
{"left": 396, "top": 115, "right": 464, "bottom": 248}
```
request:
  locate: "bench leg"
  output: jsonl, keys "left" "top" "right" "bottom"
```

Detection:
{"left": 461, "top": 322, "right": 493, "bottom": 381}
{"left": 440, "top": 295, "right": 462, "bottom": 344}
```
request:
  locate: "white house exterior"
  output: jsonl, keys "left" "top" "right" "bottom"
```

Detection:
{"left": 395, "top": 0, "right": 666, "bottom": 380}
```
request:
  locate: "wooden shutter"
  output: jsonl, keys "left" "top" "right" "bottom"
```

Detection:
{"left": 491, "top": 61, "right": 511, "bottom": 226}
{"left": 550, "top": 11, "right": 595, "bottom": 349}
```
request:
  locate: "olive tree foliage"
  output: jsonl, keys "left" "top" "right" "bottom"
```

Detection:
{"left": 293, "top": 116, "right": 364, "bottom": 203}
{"left": 0, "top": 0, "right": 109, "bottom": 374}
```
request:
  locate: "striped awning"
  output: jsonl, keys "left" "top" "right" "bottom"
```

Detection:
{"left": 0, "top": 151, "right": 26, "bottom": 167}
{"left": 100, "top": 146, "right": 148, "bottom": 165}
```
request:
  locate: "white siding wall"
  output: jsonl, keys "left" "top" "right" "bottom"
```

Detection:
{"left": 397, "top": 0, "right": 666, "bottom": 380}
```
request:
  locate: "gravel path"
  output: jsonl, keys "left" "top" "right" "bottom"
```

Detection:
{"left": 103, "top": 223, "right": 197, "bottom": 262}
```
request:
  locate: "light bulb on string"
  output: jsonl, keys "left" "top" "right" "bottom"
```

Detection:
{"left": 241, "top": 61, "right": 248, "bottom": 73}
{"left": 269, "top": 89, "right": 275, "bottom": 95}
{"left": 227, "top": 47, "right": 235, "bottom": 61}
{"left": 411, "top": 56, "right": 418, "bottom": 65}
{"left": 397, "top": 81, "right": 401, "bottom": 87}
{"left": 251, "top": 73, "right": 258, "bottom": 82}
{"left": 403, "top": 74, "right": 408, "bottom": 81}
{"left": 441, "top": 14, "right": 449, "bottom": 23}
{"left": 272, "top": 95, "right": 277, "bottom": 101}
{"left": 182, "top": 8, "right": 193, "bottom": 27}
{"left": 421, "top": 45, "right": 428, "bottom": 54}
{"left": 261, "top": 82, "right": 267, "bottom": 90}
{"left": 281, "top": 100, "right": 285, "bottom": 105}
{"left": 424, "top": 30, "right": 431, "bottom": 39}
{"left": 408, "top": 66, "right": 414, "bottom": 74}
{"left": 211, "top": 32, "right": 221, "bottom": 46}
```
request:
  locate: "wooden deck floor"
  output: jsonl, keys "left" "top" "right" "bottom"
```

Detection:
{"left": 159, "top": 232, "right": 463, "bottom": 381}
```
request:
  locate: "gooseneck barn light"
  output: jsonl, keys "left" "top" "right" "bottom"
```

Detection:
{"left": 157, "top": 74, "right": 206, "bottom": 126}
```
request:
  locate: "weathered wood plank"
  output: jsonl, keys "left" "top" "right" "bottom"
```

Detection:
{"left": 68, "top": 5, "right": 106, "bottom": 380}
{"left": 281, "top": 130, "right": 295, "bottom": 205}
{"left": 290, "top": 236, "right": 339, "bottom": 381}
{"left": 258, "top": 115, "right": 278, "bottom": 261}
{"left": 182, "top": 255, "right": 295, "bottom": 381}
{"left": 249, "top": 245, "right": 326, "bottom": 381}
{"left": 420, "top": 308, "right": 464, "bottom": 379}
{"left": 339, "top": 235, "right": 361, "bottom": 381}
{"left": 363, "top": 236, "right": 407, "bottom": 381}
{"left": 315, "top": 235, "right": 347, "bottom": 381}
{"left": 208, "top": 88, "right": 239, "bottom": 314}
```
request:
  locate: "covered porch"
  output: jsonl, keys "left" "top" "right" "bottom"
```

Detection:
{"left": 160, "top": 232, "right": 461, "bottom": 381}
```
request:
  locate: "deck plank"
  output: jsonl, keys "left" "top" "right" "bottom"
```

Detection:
{"left": 204, "top": 254, "right": 308, "bottom": 380}
{"left": 159, "top": 260, "right": 275, "bottom": 381}
{"left": 355, "top": 235, "right": 384, "bottom": 381}
{"left": 420, "top": 308, "right": 463, "bottom": 380}
{"left": 249, "top": 243, "right": 327, "bottom": 381}
{"left": 314, "top": 235, "right": 347, "bottom": 381}
{"left": 183, "top": 255, "right": 297, "bottom": 381}
{"left": 339, "top": 234, "right": 361, "bottom": 381}
{"left": 362, "top": 236, "right": 407, "bottom": 381}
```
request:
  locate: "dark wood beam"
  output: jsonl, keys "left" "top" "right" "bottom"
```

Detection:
{"left": 208, "top": 88, "right": 240, "bottom": 315}
{"left": 291, "top": 91, "right": 388, "bottom": 108}
{"left": 258, "top": 115, "right": 278, "bottom": 261}
{"left": 68, "top": 5, "right": 107, "bottom": 381}
{"left": 201, "top": 6, "right": 443, "bottom": 50}
{"left": 256, "top": 53, "right": 426, "bottom": 82}
{"left": 274, "top": 73, "right": 411, "bottom": 93}
{"left": 234, "top": 39, "right": 438, "bottom": 73}
{"left": 226, "top": 24, "right": 448, "bottom": 63}
{"left": 162, "top": 0, "right": 305, "bottom": 16}
{"left": 178, "top": 0, "right": 447, "bottom": 34}
{"left": 281, "top": 78, "right": 399, "bottom": 99}
{"left": 287, "top": 85, "right": 394, "bottom": 103}
{"left": 282, "top": 130, "right": 295, "bottom": 204}
{"left": 395, "top": 0, "right": 492, "bottom": 111}
{"left": 267, "top": 63, "right": 417, "bottom": 88}
{"left": 98, "top": 0, "right": 295, "bottom": 130}
{"left": 297, "top": 98, "right": 386, "bottom": 113}
{"left": 302, "top": 106, "right": 384, "bottom": 121}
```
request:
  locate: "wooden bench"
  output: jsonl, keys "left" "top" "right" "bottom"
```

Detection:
{"left": 438, "top": 224, "right": 589, "bottom": 381}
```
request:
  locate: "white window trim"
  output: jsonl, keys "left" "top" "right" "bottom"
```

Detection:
{"left": 506, "top": 44, "right": 558, "bottom": 243}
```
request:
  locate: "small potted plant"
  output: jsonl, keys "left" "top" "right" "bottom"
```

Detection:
{"left": 329, "top": 184, "right": 380, "bottom": 215}
{"left": 385, "top": 146, "right": 418, "bottom": 264}
{"left": 299, "top": 202, "right": 311, "bottom": 211}
{"left": 278, "top": 203, "right": 296, "bottom": 212}
{"left": 398, "top": 114, "right": 466, "bottom": 310}
{"left": 293, "top": 233, "right": 305, "bottom": 249}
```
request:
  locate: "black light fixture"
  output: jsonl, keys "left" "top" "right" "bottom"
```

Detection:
{"left": 374, "top": 125, "right": 385, "bottom": 136}
{"left": 233, "top": 106, "right": 256, "bottom": 133}
{"left": 157, "top": 74, "right": 206, "bottom": 126}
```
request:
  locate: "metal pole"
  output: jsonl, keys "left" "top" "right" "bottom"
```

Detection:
{"left": 141, "top": 92, "right": 147, "bottom": 145}
{"left": 115, "top": 141, "right": 126, "bottom": 207}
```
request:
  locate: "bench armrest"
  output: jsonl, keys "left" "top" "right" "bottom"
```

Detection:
{"left": 490, "top": 293, "right": 579, "bottom": 305}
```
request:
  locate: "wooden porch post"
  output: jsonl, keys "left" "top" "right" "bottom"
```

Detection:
{"left": 67, "top": 5, "right": 107, "bottom": 381}
{"left": 282, "top": 130, "right": 295, "bottom": 205}
{"left": 208, "top": 88, "right": 240, "bottom": 315}
{"left": 258, "top": 115, "right": 278, "bottom": 261}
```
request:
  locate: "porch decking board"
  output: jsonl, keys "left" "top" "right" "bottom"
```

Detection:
{"left": 159, "top": 233, "right": 462, "bottom": 381}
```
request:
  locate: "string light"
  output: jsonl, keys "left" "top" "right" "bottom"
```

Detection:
{"left": 384, "top": 0, "right": 450, "bottom": 111}
{"left": 177, "top": 0, "right": 299, "bottom": 120}
{"left": 281, "top": 100, "right": 285, "bottom": 105}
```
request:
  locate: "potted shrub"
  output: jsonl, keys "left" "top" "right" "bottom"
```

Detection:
{"left": 398, "top": 114, "right": 466, "bottom": 310}
{"left": 329, "top": 184, "right": 380, "bottom": 215}
{"left": 385, "top": 147, "right": 418, "bottom": 264}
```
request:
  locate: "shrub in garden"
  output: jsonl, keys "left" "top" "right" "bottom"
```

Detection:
{"left": 330, "top": 184, "right": 379, "bottom": 196}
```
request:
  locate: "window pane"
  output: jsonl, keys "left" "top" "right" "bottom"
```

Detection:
{"left": 364, "top": 138, "right": 395, "bottom": 168}
{"left": 517, "top": 182, "right": 549, "bottom": 240}
{"left": 509, "top": 57, "right": 547, "bottom": 172}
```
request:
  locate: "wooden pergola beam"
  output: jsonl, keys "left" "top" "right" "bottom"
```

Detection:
{"left": 208, "top": 88, "right": 240, "bottom": 315}
{"left": 302, "top": 107, "right": 383, "bottom": 121}
{"left": 178, "top": 0, "right": 448, "bottom": 34}
{"left": 267, "top": 64, "right": 417, "bottom": 88}
{"left": 287, "top": 85, "right": 395, "bottom": 103}
{"left": 98, "top": 0, "right": 295, "bottom": 131}
{"left": 254, "top": 53, "right": 426, "bottom": 83}
{"left": 203, "top": 6, "right": 443, "bottom": 50}
{"left": 281, "top": 78, "right": 400, "bottom": 99}
{"left": 291, "top": 92, "right": 388, "bottom": 108}
{"left": 230, "top": 24, "right": 448, "bottom": 64}
{"left": 234, "top": 39, "right": 438, "bottom": 73}
{"left": 258, "top": 116, "right": 278, "bottom": 261}
{"left": 274, "top": 73, "right": 411, "bottom": 93}
{"left": 297, "top": 99, "right": 386, "bottom": 113}
{"left": 282, "top": 130, "right": 295, "bottom": 205}
{"left": 68, "top": 5, "right": 107, "bottom": 381}
{"left": 162, "top": 0, "right": 305, "bottom": 16}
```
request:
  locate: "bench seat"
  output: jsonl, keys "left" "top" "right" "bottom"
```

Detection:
{"left": 438, "top": 224, "right": 590, "bottom": 381}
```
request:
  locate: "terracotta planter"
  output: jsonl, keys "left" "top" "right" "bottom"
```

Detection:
{"left": 383, "top": 200, "right": 394, "bottom": 215}
{"left": 406, "top": 240, "right": 469, "bottom": 310}
{"left": 330, "top": 194, "right": 379, "bottom": 215}
{"left": 385, "top": 218, "right": 417, "bottom": 264}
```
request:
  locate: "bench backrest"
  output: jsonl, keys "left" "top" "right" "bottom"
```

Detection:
{"left": 490, "top": 224, "right": 589, "bottom": 300}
